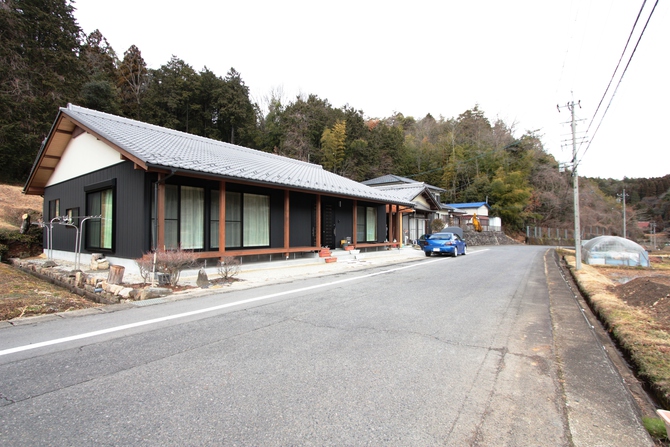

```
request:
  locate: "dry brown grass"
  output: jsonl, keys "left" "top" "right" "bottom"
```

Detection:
{"left": 0, "top": 262, "right": 101, "bottom": 320}
{"left": 562, "top": 251, "right": 670, "bottom": 408}
{"left": 0, "top": 184, "right": 43, "bottom": 230}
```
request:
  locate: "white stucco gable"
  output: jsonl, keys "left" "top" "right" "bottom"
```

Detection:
{"left": 470, "top": 205, "right": 489, "bottom": 217}
{"left": 413, "top": 194, "right": 432, "bottom": 210}
{"left": 46, "top": 132, "right": 124, "bottom": 187}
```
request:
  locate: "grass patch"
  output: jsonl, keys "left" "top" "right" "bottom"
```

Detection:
{"left": 0, "top": 263, "right": 100, "bottom": 320}
{"left": 643, "top": 416, "right": 668, "bottom": 441}
{"left": 563, "top": 253, "right": 670, "bottom": 409}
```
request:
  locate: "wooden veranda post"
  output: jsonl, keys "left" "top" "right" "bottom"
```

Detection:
{"left": 284, "top": 190, "right": 290, "bottom": 258}
{"left": 316, "top": 194, "right": 321, "bottom": 248}
{"left": 388, "top": 204, "right": 393, "bottom": 245}
{"left": 395, "top": 205, "right": 402, "bottom": 244}
{"left": 352, "top": 200, "right": 357, "bottom": 246}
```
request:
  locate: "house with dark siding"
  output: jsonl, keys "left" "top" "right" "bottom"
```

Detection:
{"left": 362, "top": 175, "right": 459, "bottom": 242}
{"left": 23, "top": 105, "right": 414, "bottom": 266}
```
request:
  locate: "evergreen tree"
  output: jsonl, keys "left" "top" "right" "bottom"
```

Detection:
{"left": 81, "top": 29, "right": 118, "bottom": 81}
{"left": 143, "top": 56, "right": 197, "bottom": 131}
{"left": 80, "top": 29, "right": 120, "bottom": 113}
{"left": 117, "top": 45, "right": 148, "bottom": 119}
{"left": 191, "top": 67, "right": 226, "bottom": 139}
{"left": 217, "top": 68, "right": 256, "bottom": 146}
{"left": 257, "top": 92, "right": 285, "bottom": 154}
{"left": 0, "top": 0, "right": 85, "bottom": 184}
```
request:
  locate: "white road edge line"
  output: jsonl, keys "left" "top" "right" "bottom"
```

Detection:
{"left": 1, "top": 249, "right": 488, "bottom": 357}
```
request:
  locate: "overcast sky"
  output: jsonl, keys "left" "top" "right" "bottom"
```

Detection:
{"left": 73, "top": 0, "right": 668, "bottom": 180}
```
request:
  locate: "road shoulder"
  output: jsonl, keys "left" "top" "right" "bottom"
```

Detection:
{"left": 545, "top": 249, "right": 653, "bottom": 446}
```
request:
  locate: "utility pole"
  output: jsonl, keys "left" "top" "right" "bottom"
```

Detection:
{"left": 558, "top": 100, "right": 582, "bottom": 270}
{"left": 617, "top": 189, "right": 628, "bottom": 238}
{"left": 651, "top": 222, "right": 657, "bottom": 250}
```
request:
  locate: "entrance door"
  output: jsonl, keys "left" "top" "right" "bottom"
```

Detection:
{"left": 409, "top": 217, "right": 427, "bottom": 243}
{"left": 321, "top": 204, "right": 335, "bottom": 248}
{"left": 311, "top": 203, "right": 336, "bottom": 248}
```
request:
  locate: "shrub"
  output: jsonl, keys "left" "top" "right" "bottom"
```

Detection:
{"left": 135, "top": 247, "right": 198, "bottom": 287}
{"left": 134, "top": 252, "right": 155, "bottom": 285}
{"left": 430, "top": 218, "right": 445, "bottom": 233}
{"left": 0, "top": 226, "right": 43, "bottom": 259}
{"left": 217, "top": 256, "right": 240, "bottom": 281}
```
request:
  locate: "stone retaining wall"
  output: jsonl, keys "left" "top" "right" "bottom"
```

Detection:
{"left": 463, "top": 230, "right": 519, "bottom": 246}
{"left": 9, "top": 259, "right": 171, "bottom": 304}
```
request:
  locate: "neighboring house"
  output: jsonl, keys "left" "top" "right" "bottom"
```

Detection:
{"left": 23, "top": 105, "right": 414, "bottom": 265}
{"left": 363, "top": 175, "right": 459, "bottom": 243}
{"left": 444, "top": 202, "right": 499, "bottom": 230}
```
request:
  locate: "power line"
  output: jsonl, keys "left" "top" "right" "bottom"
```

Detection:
{"left": 581, "top": 0, "right": 648, "bottom": 141}
{"left": 575, "top": 0, "right": 659, "bottom": 169}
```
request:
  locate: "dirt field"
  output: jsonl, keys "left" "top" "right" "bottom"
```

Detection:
{"left": 602, "top": 258, "right": 670, "bottom": 333}
{"left": 0, "top": 184, "right": 43, "bottom": 230}
{"left": 0, "top": 262, "right": 101, "bottom": 321}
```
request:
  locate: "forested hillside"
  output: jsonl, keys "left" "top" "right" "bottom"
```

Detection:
{"left": 591, "top": 176, "right": 670, "bottom": 230}
{"left": 1, "top": 0, "right": 667, "bottom": 237}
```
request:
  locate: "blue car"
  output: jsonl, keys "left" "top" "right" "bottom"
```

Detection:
{"left": 420, "top": 232, "right": 467, "bottom": 257}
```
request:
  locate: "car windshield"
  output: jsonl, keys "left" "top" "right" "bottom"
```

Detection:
{"left": 428, "top": 233, "right": 454, "bottom": 241}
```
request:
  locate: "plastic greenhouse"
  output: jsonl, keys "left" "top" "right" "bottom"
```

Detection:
{"left": 581, "top": 236, "right": 649, "bottom": 267}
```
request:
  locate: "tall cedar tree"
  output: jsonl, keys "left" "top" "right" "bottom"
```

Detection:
{"left": 117, "top": 45, "right": 148, "bottom": 120}
{"left": 217, "top": 68, "right": 256, "bottom": 146}
{"left": 0, "top": 0, "right": 85, "bottom": 184}
{"left": 80, "top": 29, "right": 120, "bottom": 113}
{"left": 143, "top": 56, "right": 198, "bottom": 132}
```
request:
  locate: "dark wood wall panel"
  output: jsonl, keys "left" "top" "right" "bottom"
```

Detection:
{"left": 289, "top": 192, "right": 314, "bottom": 247}
{"left": 44, "top": 161, "right": 148, "bottom": 258}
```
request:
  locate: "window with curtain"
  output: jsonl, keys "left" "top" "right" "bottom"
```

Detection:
{"left": 180, "top": 186, "right": 204, "bottom": 249}
{"left": 366, "top": 207, "right": 377, "bottom": 241}
{"left": 356, "top": 205, "right": 377, "bottom": 242}
{"left": 225, "top": 192, "right": 269, "bottom": 248}
{"left": 243, "top": 194, "right": 269, "bottom": 247}
{"left": 356, "top": 206, "right": 366, "bottom": 242}
{"left": 66, "top": 207, "right": 79, "bottom": 226}
{"left": 154, "top": 184, "right": 205, "bottom": 250}
{"left": 86, "top": 188, "right": 114, "bottom": 250}
{"left": 225, "top": 191, "right": 241, "bottom": 248}
{"left": 210, "top": 190, "right": 219, "bottom": 249}
{"left": 164, "top": 184, "right": 179, "bottom": 249}
{"left": 49, "top": 199, "right": 60, "bottom": 221}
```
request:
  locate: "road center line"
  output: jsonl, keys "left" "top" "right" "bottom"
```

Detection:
{"left": 1, "top": 250, "right": 487, "bottom": 357}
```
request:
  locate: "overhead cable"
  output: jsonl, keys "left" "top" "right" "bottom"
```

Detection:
{"left": 575, "top": 0, "right": 659, "bottom": 169}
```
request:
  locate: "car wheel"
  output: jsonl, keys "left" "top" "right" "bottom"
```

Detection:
{"left": 425, "top": 251, "right": 432, "bottom": 257}
{"left": 463, "top": 245, "right": 467, "bottom": 255}
{"left": 452, "top": 250, "right": 458, "bottom": 258}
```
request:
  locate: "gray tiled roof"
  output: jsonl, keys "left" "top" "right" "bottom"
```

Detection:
{"left": 372, "top": 183, "right": 455, "bottom": 211}
{"left": 362, "top": 174, "right": 417, "bottom": 186}
{"left": 373, "top": 184, "right": 428, "bottom": 202}
{"left": 61, "top": 105, "right": 413, "bottom": 206}
{"left": 363, "top": 174, "right": 446, "bottom": 192}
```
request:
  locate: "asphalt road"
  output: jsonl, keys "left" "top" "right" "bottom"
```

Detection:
{"left": 0, "top": 245, "right": 653, "bottom": 446}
